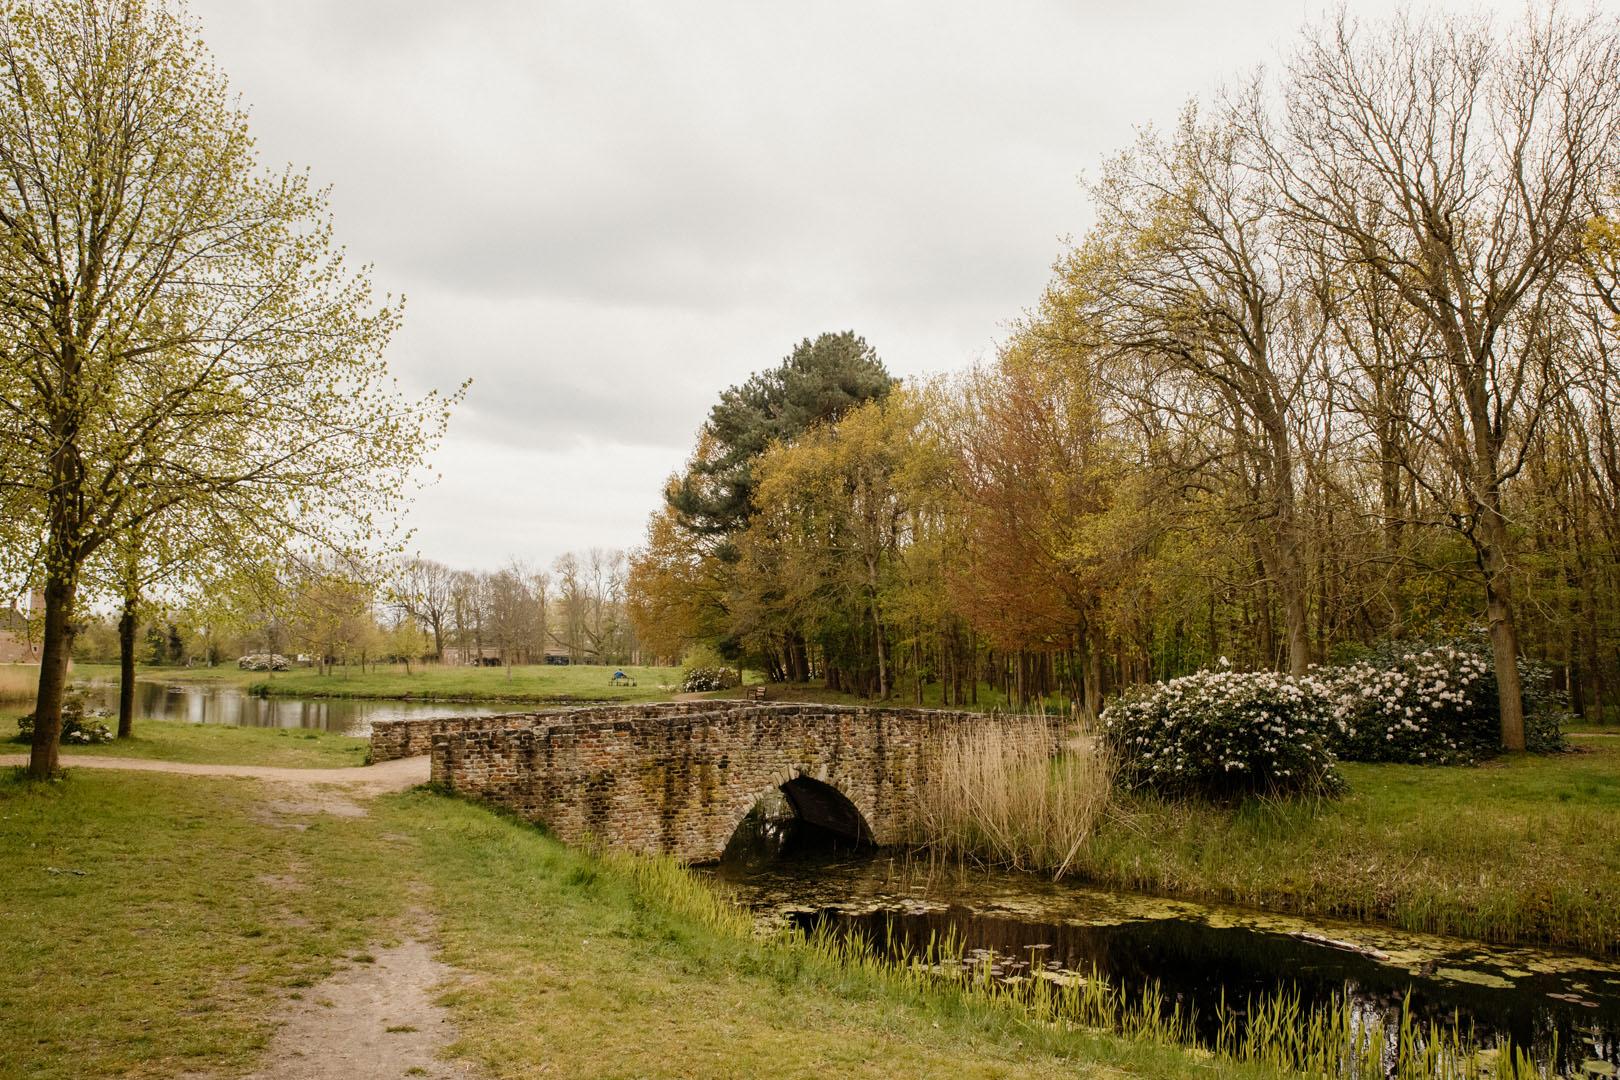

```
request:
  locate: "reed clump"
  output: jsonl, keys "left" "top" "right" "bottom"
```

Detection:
{"left": 0, "top": 663, "right": 39, "bottom": 707}
{"left": 913, "top": 719, "right": 1112, "bottom": 878}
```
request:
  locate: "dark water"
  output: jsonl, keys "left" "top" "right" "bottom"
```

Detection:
{"left": 714, "top": 819, "right": 1620, "bottom": 1075}
{"left": 72, "top": 678, "right": 501, "bottom": 736}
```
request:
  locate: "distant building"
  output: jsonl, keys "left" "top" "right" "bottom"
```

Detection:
{"left": 442, "top": 645, "right": 502, "bottom": 667}
{"left": 0, "top": 590, "right": 44, "bottom": 663}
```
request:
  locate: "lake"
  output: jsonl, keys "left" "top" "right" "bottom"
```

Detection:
{"left": 71, "top": 677, "right": 502, "bottom": 736}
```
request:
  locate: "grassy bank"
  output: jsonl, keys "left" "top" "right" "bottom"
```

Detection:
{"left": 0, "top": 771, "right": 411, "bottom": 1078}
{"left": 73, "top": 661, "right": 690, "bottom": 704}
{"left": 1069, "top": 741, "right": 1620, "bottom": 955}
{"left": 1, "top": 769, "right": 1250, "bottom": 1080}
{"left": 4, "top": 718, "right": 369, "bottom": 768}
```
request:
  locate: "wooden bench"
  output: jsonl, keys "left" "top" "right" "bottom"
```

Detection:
{"left": 749, "top": 685, "right": 768, "bottom": 702}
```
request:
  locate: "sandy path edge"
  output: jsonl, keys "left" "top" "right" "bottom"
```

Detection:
{"left": 0, "top": 752, "right": 429, "bottom": 791}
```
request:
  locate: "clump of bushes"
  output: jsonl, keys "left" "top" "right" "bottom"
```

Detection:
{"left": 1320, "top": 638, "right": 1569, "bottom": 765}
{"left": 16, "top": 693, "right": 114, "bottom": 745}
{"left": 1102, "top": 667, "right": 1343, "bottom": 800}
{"left": 680, "top": 666, "right": 741, "bottom": 693}
{"left": 1105, "top": 638, "right": 1571, "bottom": 802}
{"left": 237, "top": 653, "right": 290, "bottom": 671}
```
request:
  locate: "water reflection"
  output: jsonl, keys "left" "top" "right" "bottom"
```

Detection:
{"left": 72, "top": 678, "right": 501, "bottom": 736}
{"left": 715, "top": 850, "right": 1620, "bottom": 1075}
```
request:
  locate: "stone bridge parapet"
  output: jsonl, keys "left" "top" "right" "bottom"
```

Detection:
{"left": 367, "top": 701, "right": 722, "bottom": 762}
{"left": 420, "top": 701, "right": 1060, "bottom": 863}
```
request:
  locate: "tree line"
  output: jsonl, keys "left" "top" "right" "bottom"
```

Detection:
{"left": 628, "top": 8, "right": 1620, "bottom": 747}
{"left": 67, "top": 547, "right": 643, "bottom": 677}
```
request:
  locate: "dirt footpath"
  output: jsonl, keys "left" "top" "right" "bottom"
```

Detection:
{"left": 0, "top": 752, "right": 429, "bottom": 791}
{"left": 243, "top": 939, "right": 475, "bottom": 1080}
{"left": 6, "top": 752, "right": 478, "bottom": 1078}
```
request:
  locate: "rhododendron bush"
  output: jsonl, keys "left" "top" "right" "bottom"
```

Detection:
{"left": 1104, "top": 639, "right": 1570, "bottom": 801}
{"left": 1102, "top": 666, "right": 1343, "bottom": 800}
{"left": 1322, "top": 639, "right": 1568, "bottom": 765}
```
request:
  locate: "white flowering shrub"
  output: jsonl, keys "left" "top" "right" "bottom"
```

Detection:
{"left": 1319, "top": 643, "right": 1493, "bottom": 764}
{"left": 15, "top": 693, "right": 115, "bottom": 745}
{"left": 1320, "top": 638, "right": 1568, "bottom": 764}
{"left": 680, "top": 666, "right": 741, "bottom": 693}
{"left": 1102, "top": 667, "right": 1343, "bottom": 800}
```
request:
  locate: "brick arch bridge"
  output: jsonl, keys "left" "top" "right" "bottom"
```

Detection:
{"left": 374, "top": 702, "right": 1056, "bottom": 863}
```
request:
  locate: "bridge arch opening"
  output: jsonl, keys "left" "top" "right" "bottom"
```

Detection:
{"left": 719, "top": 773, "right": 874, "bottom": 865}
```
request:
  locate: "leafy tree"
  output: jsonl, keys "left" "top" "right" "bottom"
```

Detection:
{"left": 667, "top": 331, "right": 894, "bottom": 544}
{"left": 1267, "top": 7, "right": 1620, "bottom": 747}
{"left": 0, "top": 0, "right": 460, "bottom": 776}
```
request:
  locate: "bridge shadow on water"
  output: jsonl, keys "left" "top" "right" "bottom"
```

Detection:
{"left": 717, "top": 775, "right": 875, "bottom": 868}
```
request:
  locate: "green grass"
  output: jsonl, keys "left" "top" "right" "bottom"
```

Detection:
{"left": 0, "top": 771, "right": 413, "bottom": 1079}
{"left": 75, "top": 661, "right": 690, "bottom": 705}
{"left": 11, "top": 718, "right": 368, "bottom": 768}
{"left": 381, "top": 791, "right": 1254, "bottom": 1080}
{"left": 1070, "top": 743, "right": 1620, "bottom": 955}
{"left": 0, "top": 769, "right": 1245, "bottom": 1080}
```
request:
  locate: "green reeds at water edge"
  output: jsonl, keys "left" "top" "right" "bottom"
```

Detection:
{"left": 618, "top": 850, "right": 1548, "bottom": 1078}
{"left": 820, "top": 923, "right": 1547, "bottom": 1080}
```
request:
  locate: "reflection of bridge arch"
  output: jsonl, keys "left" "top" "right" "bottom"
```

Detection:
{"left": 426, "top": 703, "right": 1058, "bottom": 863}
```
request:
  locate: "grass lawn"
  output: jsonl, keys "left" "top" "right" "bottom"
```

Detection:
{"left": 0, "top": 769, "right": 1240, "bottom": 1080}
{"left": 0, "top": 771, "right": 411, "bottom": 1079}
{"left": 1073, "top": 741, "right": 1620, "bottom": 955}
{"left": 7, "top": 718, "right": 368, "bottom": 769}
{"left": 73, "top": 661, "right": 694, "bottom": 704}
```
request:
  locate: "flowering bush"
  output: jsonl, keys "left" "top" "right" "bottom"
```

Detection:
{"left": 1102, "top": 666, "right": 1342, "bottom": 800}
{"left": 1320, "top": 638, "right": 1568, "bottom": 765}
{"left": 16, "top": 693, "right": 115, "bottom": 745}
{"left": 680, "top": 666, "right": 741, "bottom": 693}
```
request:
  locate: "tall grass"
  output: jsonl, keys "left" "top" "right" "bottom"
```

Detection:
{"left": 792, "top": 912, "right": 1538, "bottom": 1080}
{"left": 0, "top": 664, "right": 38, "bottom": 706}
{"left": 913, "top": 719, "right": 1112, "bottom": 878}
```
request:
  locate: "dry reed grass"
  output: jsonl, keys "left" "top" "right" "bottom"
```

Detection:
{"left": 0, "top": 664, "right": 39, "bottom": 705}
{"left": 913, "top": 718, "right": 1113, "bottom": 878}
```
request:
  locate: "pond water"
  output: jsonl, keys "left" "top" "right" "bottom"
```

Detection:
{"left": 71, "top": 678, "right": 501, "bottom": 736}
{"left": 714, "top": 816, "right": 1620, "bottom": 1076}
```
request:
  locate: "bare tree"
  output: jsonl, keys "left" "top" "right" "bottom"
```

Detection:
{"left": 393, "top": 557, "right": 454, "bottom": 661}
{"left": 1268, "top": 7, "right": 1620, "bottom": 747}
{"left": 1061, "top": 106, "right": 1316, "bottom": 673}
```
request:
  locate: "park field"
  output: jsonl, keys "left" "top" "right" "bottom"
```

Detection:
{"left": 1069, "top": 735, "right": 1620, "bottom": 955}
{"left": 71, "top": 660, "right": 698, "bottom": 704}
{"left": 4, "top": 733, "right": 1617, "bottom": 1076}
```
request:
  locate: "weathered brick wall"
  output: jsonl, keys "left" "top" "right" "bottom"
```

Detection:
{"left": 370, "top": 700, "right": 743, "bottom": 763}
{"left": 369, "top": 713, "right": 536, "bottom": 762}
{"left": 430, "top": 702, "right": 1062, "bottom": 863}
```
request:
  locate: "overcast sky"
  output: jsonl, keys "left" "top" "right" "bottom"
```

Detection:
{"left": 188, "top": 0, "right": 1530, "bottom": 573}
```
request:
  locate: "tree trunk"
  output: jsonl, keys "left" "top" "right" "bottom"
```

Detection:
{"left": 117, "top": 590, "right": 138, "bottom": 739}
{"left": 28, "top": 569, "right": 79, "bottom": 779}
{"left": 1478, "top": 510, "right": 1527, "bottom": 750}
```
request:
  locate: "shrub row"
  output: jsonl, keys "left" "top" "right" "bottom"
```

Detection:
{"left": 1103, "top": 638, "right": 1570, "bottom": 800}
